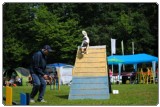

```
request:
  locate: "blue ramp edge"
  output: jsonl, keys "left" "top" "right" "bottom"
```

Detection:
{"left": 68, "top": 76, "right": 110, "bottom": 100}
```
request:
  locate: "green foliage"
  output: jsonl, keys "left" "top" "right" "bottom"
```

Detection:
{"left": 29, "top": 5, "right": 81, "bottom": 63}
{"left": 3, "top": 3, "right": 31, "bottom": 68}
{"left": 118, "top": 11, "right": 134, "bottom": 34}
{"left": 3, "top": 3, "right": 158, "bottom": 68}
{"left": 3, "top": 37, "right": 28, "bottom": 63}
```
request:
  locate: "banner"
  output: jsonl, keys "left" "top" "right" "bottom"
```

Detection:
{"left": 132, "top": 42, "right": 134, "bottom": 54}
{"left": 121, "top": 40, "right": 125, "bottom": 70}
{"left": 111, "top": 38, "right": 116, "bottom": 54}
{"left": 121, "top": 40, "right": 124, "bottom": 55}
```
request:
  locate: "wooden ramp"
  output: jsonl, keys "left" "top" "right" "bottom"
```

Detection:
{"left": 68, "top": 45, "right": 110, "bottom": 100}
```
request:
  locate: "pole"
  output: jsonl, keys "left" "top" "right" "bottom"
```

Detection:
{"left": 6, "top": 86, "right": 12, "bottom": 105}
{"left": 132, "top": 42, "right": 137, "bottom": 71}
{"left": 132, "top": 42, "right": 134, "bottom": 55}
{"left": 111, "top": 38, "right": 114, "bottom": 81}
{"left": 121, "top": 40, "right": 125, "bottom": 71}
{"left": 121, "top": 40, "right": 124, "bottom": 55}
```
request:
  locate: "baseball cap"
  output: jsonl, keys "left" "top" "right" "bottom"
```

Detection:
{"left": 43, "top": 45, "right": 53, "bottom": 52}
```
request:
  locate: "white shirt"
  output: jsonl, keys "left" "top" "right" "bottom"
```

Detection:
{"left": 9, "top": 78, "right": 14, "bottom": 84}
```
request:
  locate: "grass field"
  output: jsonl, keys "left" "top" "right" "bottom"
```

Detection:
{"left": 2, "top": 84, "right": 158, "bottom": 106}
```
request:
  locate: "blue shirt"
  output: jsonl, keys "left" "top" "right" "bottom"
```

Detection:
{"left": 30, "top": 50, "right": 47, "bottom": 76}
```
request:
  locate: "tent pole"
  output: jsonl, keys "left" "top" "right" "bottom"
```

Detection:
{"left": 133, "top": 64, "right": 137, "bottom": 71}
{"left": 118, "top": 64, "right": 122, "bottom": 84}
{"left": 112, "top": 65, "right": 113, "bottom": 74}
{"left": 111, "top": 64, "right": 114, "bottom": 83}
{"left": 132, "top": 42, "right": 135, "bottom": 72}
{"left": 121, "top": 40, "right": 125, "bottom": 71}
{"left": 111, "top": 50, "right": 114, "bottom": 83}
{"left": 152, "top": 61, "right": 156, "bottom": 84}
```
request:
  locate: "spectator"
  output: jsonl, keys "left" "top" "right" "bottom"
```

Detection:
{"left": 15, "top": 76, "right": 22, "bottom": 86}
{"left": 27, "top": 74, "right": 32, "bottom": 86}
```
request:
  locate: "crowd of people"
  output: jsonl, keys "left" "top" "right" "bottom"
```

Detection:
{"left": 3, "top": 70, "right": 58, "bottom": 87}
{"left": 3, "top": 75, "right": 22, "bottom": 87}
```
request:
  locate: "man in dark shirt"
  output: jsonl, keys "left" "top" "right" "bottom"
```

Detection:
{"left": 30, "top": 45, "right": 53, "bottom": 103}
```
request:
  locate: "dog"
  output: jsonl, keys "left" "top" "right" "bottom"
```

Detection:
{"left": 80, "top": 30, "right": 90, "bottom": 54}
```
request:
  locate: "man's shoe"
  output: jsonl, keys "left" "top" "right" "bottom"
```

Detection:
{"left": 38, "top": 99, "right": 47, "bottom": 103}
{"left": 30, "top": 98, "right": 35, "bottom": 103}
{"left": 40, "top": 99, "right": 47, "bottom": 103}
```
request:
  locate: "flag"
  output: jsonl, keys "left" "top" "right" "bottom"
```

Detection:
{"left": 121, "top": 40, "right": 125, "bottom": 70}
{"left": 132, "top": 42, "right": 134, "bottom": 54}
{"left": 111, "top": 38, "right": 116, "bottom": 54}
{"left": 121, "top": 40, "right": 124, "bottom": 55}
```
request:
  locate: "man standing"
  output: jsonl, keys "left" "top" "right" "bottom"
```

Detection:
{"left": 30, "top": 45, "right": 53, "bottom": 103}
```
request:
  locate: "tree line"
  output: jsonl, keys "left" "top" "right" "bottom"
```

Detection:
{"left": 3, "top": 3, "right": 158, "bottom": 69}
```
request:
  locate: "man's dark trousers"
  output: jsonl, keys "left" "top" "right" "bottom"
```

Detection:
{"left": 30, "top": 74, "right": 46, "bottom": 101}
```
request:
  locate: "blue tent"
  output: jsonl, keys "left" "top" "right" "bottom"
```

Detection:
{"left": 47, "top": 63, "right": 68, "bottom": 67}
{"left": 107, "top": 53, "right": 158, "bottom": 81}
{"left": 108, "top": 53, "right": 158, "bottom": 65}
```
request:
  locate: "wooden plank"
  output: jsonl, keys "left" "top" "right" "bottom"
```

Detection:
{"left": 77, "top": 46, "right": 106, "bottom": 53}
{"left": 80, "top": 48, "right": 105, "bottom": 53}
{"left": 79, "top": 45, "right": 106, "bottom": 49}
{"left": 74, "top": 68, "right": 106, "bottom": 73}
{"left": 73, "top": 72, "right": 107, "bottom": 77}
{"left": 76, "top": 52, "right": 105, "bottom": 58}
{"left": 75, "top": 62, "right": 106, "bottom": 68}
{"left": 57, "top": 68, "right": 60, "bottom": 91}
{"left": 76, "top": 57, "right": 106, "bottom": 63}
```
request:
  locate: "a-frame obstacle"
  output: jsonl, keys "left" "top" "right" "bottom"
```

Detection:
{"left": 68, "top": 45, "right": 110, "bottom": 100}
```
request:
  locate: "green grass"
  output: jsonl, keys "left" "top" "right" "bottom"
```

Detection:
{"left": 2, "top": 84, "right": 158, "bottom": 106}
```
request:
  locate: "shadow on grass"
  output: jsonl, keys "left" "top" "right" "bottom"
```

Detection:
{"left": 56, "top": 95, "right": 68, "bottom": 99}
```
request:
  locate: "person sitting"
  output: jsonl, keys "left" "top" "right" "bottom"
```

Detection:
{"left": 9, "top": 77, "right": 15, "bottom": 86}
{"left": 27, "top": 75, "right": 33, "bottom": 86}
{"left": 130, "top": 69, "right": 136, "bottom": 84}
{"left": 5, "top": 77, "right": 15, "bottom": 86}
{"left": 4, "top": 77, "right": 10, "bottom": 86}
{"left": 15, "top": 76, "right": 22, "bottom": 86}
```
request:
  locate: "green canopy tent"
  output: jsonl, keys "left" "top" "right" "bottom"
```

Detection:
{"left": 15, "top": 67, "right": 30, "bottom": 85}
{"left": 3, "top": 67, "right": 30, "bottom": 86}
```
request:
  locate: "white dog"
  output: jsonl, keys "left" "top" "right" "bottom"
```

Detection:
{"left": 80, "top": 30, "right": 90, "bottom": 54}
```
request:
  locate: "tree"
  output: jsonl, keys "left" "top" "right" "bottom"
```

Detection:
{"left": 3, "top": 3, "right": 158, "bottom": 69}
{"left": 29, "top": 4, "right": 81, "bottom": 64}
{"left": 3, "top": 3, "right": 32, "bottom": 68}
